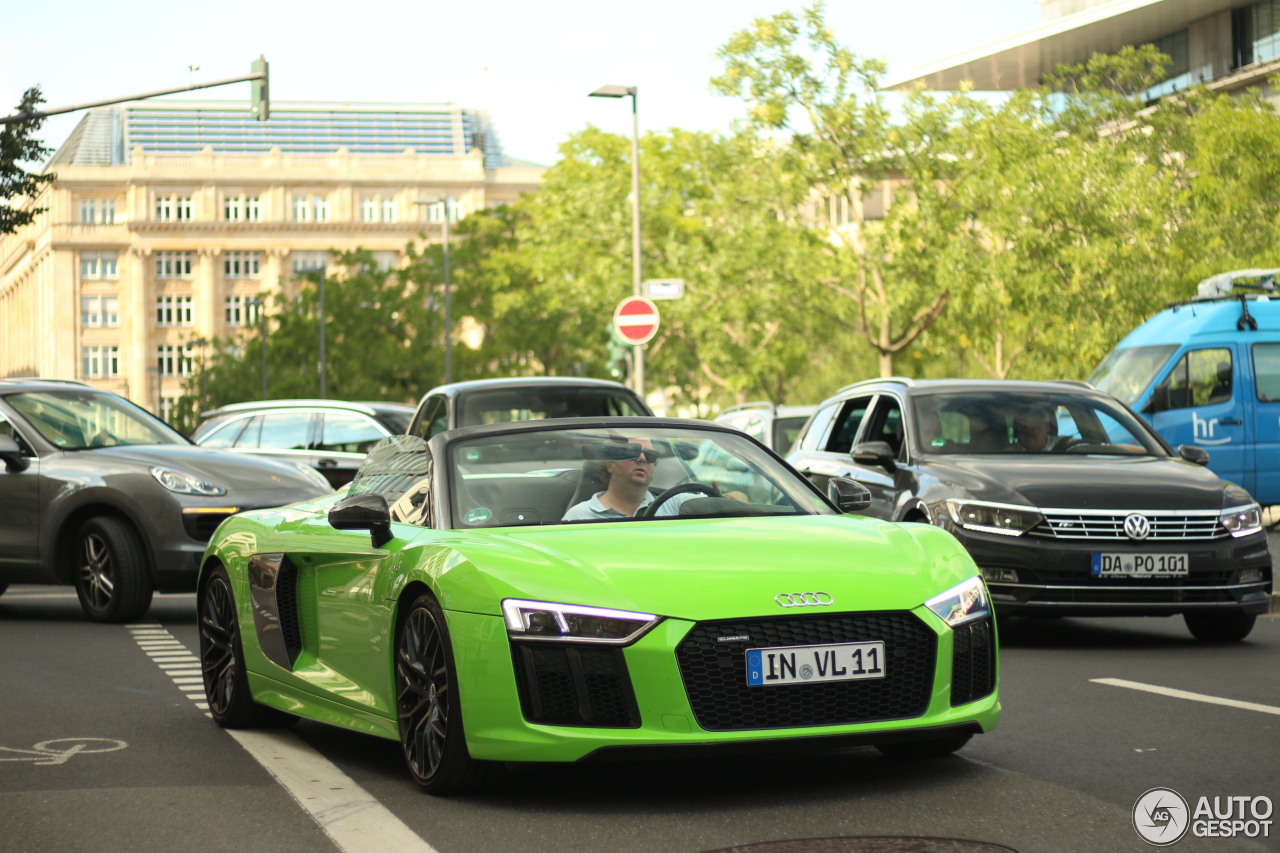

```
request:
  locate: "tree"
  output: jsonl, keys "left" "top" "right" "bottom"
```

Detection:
{"left": 1, "top": 87, "right": 54, "bottom": 235}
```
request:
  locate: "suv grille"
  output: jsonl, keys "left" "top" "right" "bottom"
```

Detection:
{"left": 675, "top": 613, "right": 935, "bottom": 731}
{"left": 1036, "top": 509, "right": 1224, "bottom": 541}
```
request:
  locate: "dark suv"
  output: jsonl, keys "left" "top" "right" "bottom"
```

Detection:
{"left": 786, "top": 378, "right": 1272, "bottom": 641}
{"left": 0, "top": 379, "right": 331, "bottom": 621}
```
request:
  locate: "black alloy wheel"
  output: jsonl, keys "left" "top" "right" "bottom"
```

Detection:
{"left": 198, "top": 565, "right": 295, "bottom": 728}
{"left": 73, "top": 516, "right": 153, "bottom": 622}
{"left": 395, "top": 592, "right": 496, "bottom": 794}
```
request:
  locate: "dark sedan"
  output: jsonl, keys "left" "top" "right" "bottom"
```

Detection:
{"left": 0, "top": 379, "right": 332, "bottom": 621}
{"left": 787, "top": 378, "right": 1272, "bottom": 642}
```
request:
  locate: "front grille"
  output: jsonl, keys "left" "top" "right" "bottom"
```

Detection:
{"left": 512, "top": 644, "right": 639, "bottom": 728}
{"left": 1035, "top": 509, "right": 1223, "bottom": 541}
{"left": 675, "top": 613, "right": 936, "bottom": 731}
{"left": 950, "top": 618, "right": 995, "bottom": 706}
{"left": 1017, "top": 585, "right": 1242, "bottom": 605}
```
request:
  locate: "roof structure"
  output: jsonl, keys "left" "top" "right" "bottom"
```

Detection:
{"left": 49, "top": 100, "right": 509, "bottom": 169}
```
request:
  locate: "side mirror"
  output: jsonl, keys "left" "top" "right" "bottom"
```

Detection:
{"left": 828, "top": 477, "right": 871, "bottom": 513}
{"left": 851, "top": 440, "right": 896, "bottom": 471}
{"left": 1177, "top": 445, "right": 1211, "bottom": 467}
{"left": 328, "top": 492, "right": 394, "bottom": 547}
{"left": 0, "top": 434, "right": 30, "bottom": 473}
{"left": 1144, "top": 382, "right": 1170, "bottom": 414}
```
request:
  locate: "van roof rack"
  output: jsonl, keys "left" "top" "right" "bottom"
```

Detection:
{"left": 1194, "top": 268, "right": 1280, "bottom": 299}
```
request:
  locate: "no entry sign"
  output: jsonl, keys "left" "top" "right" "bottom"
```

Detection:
{"left": 613, "top": 296, "right": 660, "bottom": 345}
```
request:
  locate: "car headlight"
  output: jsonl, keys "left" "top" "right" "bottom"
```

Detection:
{"left": 150, "top": 467, "right": 227, "bottom": 496}
{"left": 925, "top": 576, "right": 991, "bottom": 628}
{"left": 290, "top": 462, "right": 334, "bottom": 491}
{"left": 945, "top": 499, "right": 1043, "bottom": 536}
{"left": 502, "top": 599, "right": 660, "bottom": 645}
{"left": 1220, "top": 503, "right": 1263, "bottom": 538}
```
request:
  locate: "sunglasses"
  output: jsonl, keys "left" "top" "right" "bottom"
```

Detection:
{"left": 627, "top": 449, "right": 659, "bottom": 464}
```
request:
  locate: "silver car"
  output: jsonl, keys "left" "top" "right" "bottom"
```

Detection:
{"left": 0, "top": 379, "right": 331, "bottom": 622}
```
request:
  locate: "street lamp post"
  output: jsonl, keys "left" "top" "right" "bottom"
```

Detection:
{"left": 589, "top": 84, "right": 644, "bottom": 399}
{"left": 414, "top": 198, "right": 453, "bottom": 385}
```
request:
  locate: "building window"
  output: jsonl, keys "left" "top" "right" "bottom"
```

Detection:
{"left": 292, "top": 251, "right": 329, "bottom": 274}
{"left": 155, "top": 195, "right": 193, "bottom": 222}
{"left": 225, "top": 295, "right": 264, "bottom": 326}
{"left": 158, "top": 397, "right": 179, "bottom": 424}
{"left": 224, "top": 195, "right": 263, "bottom": 222}
{"left": 224, "top": 251, "right": 261, "bottom": 278}
{"left": 155, "top": 251, "right": 193, "bottom": 278}
{"left": 1235, "top": 0, "right": 1280, "bottom": 67}
{"left": 1142, "top": 30, "right": 1197, "bottom": 101}
{"left": 79, "top": 199, "right": 116, "bottom": 224}
{"left": 81, "top": 296, "right": 120, "bottom": 328}
{"left": 361, "top": 196, "right": 398, "bottom": 222}
{"left": 80, "top": 251, "right": 119, "bottom": 280}
{"left": 371, "top": 250, "right": 398, "bottom": 271}
{"left": 292, "top": 195, "right": 329, "bottom": 222}
{"left": 419, "top": 199, "right": 463, "bottom": 223}
{"left": 157, "top": 344, "right": 194, "bottom": 377}
{"left": 81, "top": 346, "right": 121, "bottom": 378}
{"left": 156, "top": 295, "right": 194, "bottom": 326}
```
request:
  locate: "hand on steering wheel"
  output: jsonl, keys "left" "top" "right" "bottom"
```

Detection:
{"left": 637, "top": 482, "right": 721, "bottom": 518}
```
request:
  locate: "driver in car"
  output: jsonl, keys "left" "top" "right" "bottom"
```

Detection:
{"left": 562, "top": 438, "right": 700, "bottom": 521}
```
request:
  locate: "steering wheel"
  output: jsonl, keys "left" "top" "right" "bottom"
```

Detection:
{"left": 638, "top": 482, "right": 720, "bottom": 518}
{"left": 1053, "top": 437, "right": 1089, "bottom": 452}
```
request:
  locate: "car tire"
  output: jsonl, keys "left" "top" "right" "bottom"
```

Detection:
{"left": 0, "top": 582, "right": 8, "bottom": 597}
{"left": 395, "top": 592, "right": 498, "bottom": 794}
{"left": 73, "top": 516, "right": 153, "bottom": 623}
{"left": 875, "top": 732, "right": 972, "bottom": 758}
{"left": 1183, "top": 610, "right": 1257, "bottom": 643}
{"left": 198, "top": 565, "right": 297, "bottom": 728}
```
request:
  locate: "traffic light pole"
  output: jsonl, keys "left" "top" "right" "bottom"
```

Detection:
{"left": 0, "top": 57, "right": 269, "bottom": 125}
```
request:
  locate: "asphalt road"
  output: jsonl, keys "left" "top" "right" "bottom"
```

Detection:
{"left": 2, "top": 544, "right": 1278, "bottom": 853}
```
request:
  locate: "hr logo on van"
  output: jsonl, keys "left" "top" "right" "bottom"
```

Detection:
{"left": 1192, "top": 412, "right": 1232, "bottom": 445}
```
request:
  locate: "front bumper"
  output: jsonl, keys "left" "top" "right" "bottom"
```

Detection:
{"left": 951, "top": 527, "right": 1273, "bottom": 617}
{"left": 450, "top": 607, "right": 1001, "bottom": 764}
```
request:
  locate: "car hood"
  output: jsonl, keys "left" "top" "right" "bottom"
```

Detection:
{"left": 85, "top": 444, "right": 329, "bottom": 500}
{"left": 433, "top": 514, "right": 977, "bottom": 622}
{"left": 923, "top": 454, "right": 1239, "bottom": 510}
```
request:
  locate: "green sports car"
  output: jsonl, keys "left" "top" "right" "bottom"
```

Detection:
{"left": 197, "top": 418, "right": 999, "bottom": 794}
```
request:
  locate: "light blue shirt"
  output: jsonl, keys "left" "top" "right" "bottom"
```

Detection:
{"left": 562, "top": 490, "right": 697, "bottom": 521}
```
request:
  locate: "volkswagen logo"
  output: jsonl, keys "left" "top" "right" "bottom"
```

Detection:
{"left": 1123, "top": 513, "right": 1152, "bottom": 542}
{"left": 774, "top": 592, "right": 834, "bottom": 607}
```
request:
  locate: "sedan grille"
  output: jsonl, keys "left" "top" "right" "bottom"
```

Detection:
{"left": 1035, "top": 509, "right": 1224, "bottom": 541}
{"left": 675, "top": 612, "right": 936, "bottom": 731}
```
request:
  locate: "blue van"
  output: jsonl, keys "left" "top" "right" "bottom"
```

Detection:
{"left": 1089, "top": 269, "right": 1280, "bottom": 506}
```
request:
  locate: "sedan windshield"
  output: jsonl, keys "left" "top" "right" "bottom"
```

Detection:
{"left": 449, "top": 425, "right": 833, "bottom": 527}
{"left": 910, "top": 390, "right": 1166, "bottom": 456}
{"left": 7, "top": 390, "right": 187, "bottom": 450}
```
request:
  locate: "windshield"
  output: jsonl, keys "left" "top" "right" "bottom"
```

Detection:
{"left": 910, "top": 389, "right": 1166, "bottom": 456}
{"left": 459, "top": 387, "right": 648, "bottom": 425}
{"left": 449, "top": 425, "right": 832, "bottom": 528}
{"left": 1089, "top": 345, "right": 1178, "bottom": 406}
{"left": 7, "top": 390, "right": 188, "bottom": 450}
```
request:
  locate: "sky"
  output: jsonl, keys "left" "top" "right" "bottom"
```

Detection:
{"left": 1, "top": 0, "right": 1041, "bottom": 167}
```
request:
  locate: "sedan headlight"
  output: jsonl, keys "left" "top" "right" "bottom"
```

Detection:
{"left": 502, "top": 599, "right": 660, "bottom": 645}
{"left": 945, "top": 499, "right": 1043, "bottom": 536}
{"left": 1220, "top": 503, "right": 1263, "bottom": 538}
{"left": 925, "top": 576, "right": 991, "bottom": 628}
{"left": 150, "top": 467, "right": 226, "bottom": 496}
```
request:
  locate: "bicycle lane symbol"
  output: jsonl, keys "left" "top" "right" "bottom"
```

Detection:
{"left": 0, "top": 738, "right": 128, "bottom": 766}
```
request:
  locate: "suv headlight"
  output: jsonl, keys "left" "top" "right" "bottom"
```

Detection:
{"left": 925, "top": 576, "right": 991, "bottom": 628}
{"left": 502, "top": 599, "right": 660, "bottom": 645}
{"left": 945, "top": 499, "right": 1043, "bottom": 536}
{"left": 1220, "top": 503, "right": 1263, "bottom": 538}
{"left": 150, "top": 467, "right": 227, "bottom": 496}
{"left": 290, "top": 462, "right": 333, "bottom": 491}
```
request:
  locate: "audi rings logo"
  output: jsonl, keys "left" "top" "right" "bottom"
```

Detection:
{"left": 1124, "top": 513, "right": 1153, "bottom": 542}
{"left": 774, "top": 592, "right": 834, "bottom": 607}
{"left": 1133, "top": 787, "right": 1190, "bottom": 846}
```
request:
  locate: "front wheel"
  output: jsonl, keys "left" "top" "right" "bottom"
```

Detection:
{"left": 198, "top": 565, "right": 296, "bottom": 728}
{"left": 1184, "top": 610, "right": 1256, "bottom": 643}
{"left": 74, "top": 516, "right": 153, "bottom": 622}
{"left": 396, "top": 593, "right": 497, "bottom": 794}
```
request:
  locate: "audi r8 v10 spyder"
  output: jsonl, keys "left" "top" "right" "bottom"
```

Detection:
{"left": 197, "top": 418, "right": 999, "bottom": 793}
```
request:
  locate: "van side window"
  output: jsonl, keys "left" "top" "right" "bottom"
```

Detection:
{"left": 1254, "top": 343, "right": 1280, "bottom": 402}
{"left": 1166, "top": 349, "right": 1232, "bottom": 409}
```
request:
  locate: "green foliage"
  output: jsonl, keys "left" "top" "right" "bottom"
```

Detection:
{"left": 1, "top": 87, "right": 55, "bottom": 235}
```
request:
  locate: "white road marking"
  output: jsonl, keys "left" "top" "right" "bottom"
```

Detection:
{"left": 1091, "top": 677, "right": 1280, "bottom": 716}
{"left": 126, "top": 623, "right": 437, "bottom": 853}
